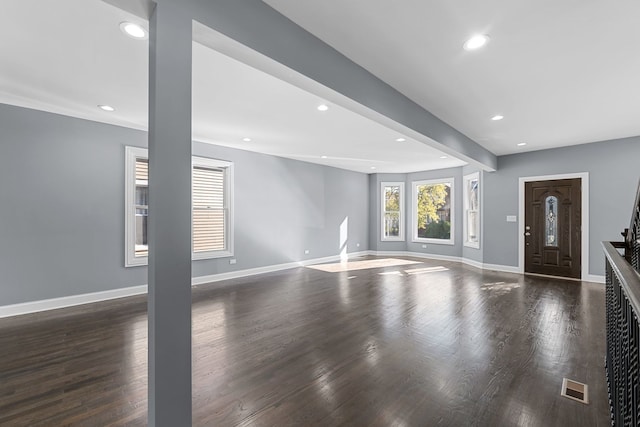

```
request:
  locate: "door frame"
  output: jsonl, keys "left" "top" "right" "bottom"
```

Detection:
{"left": 518, "top": 172, "right": 589, "bottom": 280}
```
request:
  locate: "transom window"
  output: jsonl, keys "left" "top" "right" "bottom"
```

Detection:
{"left": 125, "top": 146, "right": 234, "bottom": 267}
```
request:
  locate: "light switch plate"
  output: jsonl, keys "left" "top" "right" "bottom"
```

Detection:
{"left": 506, "top": 215, "right": 517, "bottom": 222}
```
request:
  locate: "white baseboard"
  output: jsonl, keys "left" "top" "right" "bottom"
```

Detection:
{"left": 461, "top": 257, "right": 484, "bottom": 270}
{"left": 0, "top": 251, "right": 372, "bottom": 319}
{"left": 584, "top": 274, "right": 605, "bottom": 284}
{"left": 369, "top": 250, "right": 521, "bottom": 274}
{"left": 0, "top": 285, "right": 148, "bottom": 319}
{"left": 480, "top": 263, "right": 521, "bottom": 274}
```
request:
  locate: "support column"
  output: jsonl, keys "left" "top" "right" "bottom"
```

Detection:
{"left": 148, "top": 3, "right": 192, "bottom": 426}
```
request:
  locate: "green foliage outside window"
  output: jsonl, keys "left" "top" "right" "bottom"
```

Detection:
{"left": 416, "top": 183, "right": 451, "bottom": 239}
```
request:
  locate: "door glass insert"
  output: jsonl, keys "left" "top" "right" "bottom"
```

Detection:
{"left": 545, "top": 196, "right": 558, "bottom": 246}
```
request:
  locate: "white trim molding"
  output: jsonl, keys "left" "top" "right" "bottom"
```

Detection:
{"left": 125, "top": 146, "right": 148, "bottom": 267}
{"left": 368, "top": 250, "right": 521, "bottom": 274}
{"left": 517, "top": 172, "right": 590, "bottom": 281}
{"left": 0, "top": 285, "right": 148, "bottom": 319}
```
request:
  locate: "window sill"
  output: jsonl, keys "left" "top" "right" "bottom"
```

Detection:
{"left": 412, "top": 238, "right": 455, "bottom": 246}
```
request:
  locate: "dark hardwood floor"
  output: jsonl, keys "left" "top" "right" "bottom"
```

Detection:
{"left": 0, "top": 256, "right": 609, "bottom": 426}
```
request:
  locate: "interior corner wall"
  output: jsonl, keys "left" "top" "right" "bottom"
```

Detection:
{"left": 482, "top": 136, "right": 640, "bottom": 276}
{"left": 0, "top": 104, "right": 369, "bottom": 306}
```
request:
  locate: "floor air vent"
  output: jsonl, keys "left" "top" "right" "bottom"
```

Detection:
{"left": 561, "top": 378, "right": 589, "bottom": 404}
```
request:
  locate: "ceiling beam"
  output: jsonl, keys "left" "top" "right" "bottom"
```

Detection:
{"left": 102, "top": 0, "right": 497, "bottom": 171}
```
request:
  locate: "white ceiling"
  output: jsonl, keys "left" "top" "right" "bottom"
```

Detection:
{"left": 0, "top": 0, "right": 465, "bottom": 174}
{"left": 3, "top": 1, "right": 638, "bottom": 172}
{"left": 264, "top": 0, "right": 640, "bottom": 155}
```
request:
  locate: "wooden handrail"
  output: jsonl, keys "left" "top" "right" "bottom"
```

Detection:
{"left": 624, "top": 178, "right": 640, "bottom": 270}
{"left": 602, "top": 241, "right": 640, "bottom": 312}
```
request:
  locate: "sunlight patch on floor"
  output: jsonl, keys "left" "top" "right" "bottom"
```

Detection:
{"left": 404, "top": 266, "right": 449, "bottom": 275}
{"left": 307, "top": 258, "right": 421, "bottom": 273}
{"left": 480, "top": 281, "right": 521, "bottom": 295}
{"left": 378, "top": 265, "right": 449, "bottom": 277}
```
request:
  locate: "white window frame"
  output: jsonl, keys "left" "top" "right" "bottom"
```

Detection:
{"left": 463, "top": 172, "right": 480, "bottom": 249}
{"left": 381, "top": 182, "right": 405, "bottom": 241}
{"left": 191, "top": 155, "right": 234, "bottom": 260}
{"left": 125, "top": 146, "right": 234, "bottom": 267}
{"left": 412, "top": 177, "right": 455, "bottom": 245}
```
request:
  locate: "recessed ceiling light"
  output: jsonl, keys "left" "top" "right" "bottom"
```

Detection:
{"left": 463, "top": 34, "right": 489, "bottom": 51}
{"left": 440, "top": 156, "right": 448, "bottom": 159}
{"left": 242, "top": 137, "right": 251, "bottom": 142}
{"left": 517, "top": 142, "right": 527, "bottom": 146}
{"left": 119, "top": 22, "right": 148, "bottom": 40}
{"left": 396, "top": 137, "right": 406, "bottom": 142}
{"left": 321, "top": 155, "right": 328, "bottom": 159}
{"left": 370, "top": 166, "right": 377, "bottom": 170}
{"left": 98, "top": 105, "right": 115, "bottom": 112}
{"left": 491, "top": 115, "right": 504, "bottom": 121}
{"left": 317, "top": 104, "right": 329, "bottom": 112}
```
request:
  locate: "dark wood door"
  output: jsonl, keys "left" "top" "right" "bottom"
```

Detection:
{"left": 524, "top": 178, "right": 581, "bottom": 279}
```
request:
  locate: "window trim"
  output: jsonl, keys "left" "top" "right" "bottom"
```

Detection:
{"left": 463, "top": 172, "right": 480, "bottom": 249}
{"left": 380, "top": 182, "right": 405, "bottom": 242}
{"left": 124, "top": 146, "right": 234, "bottom": 267}
{"left": 191, "top": 155, "right": 234, "bottom": 260}
{"left": 125, "top": 146, "right": 148, "bottom": 267}
{"left": 411, "top": 177, "right": 455, "bottom": 245}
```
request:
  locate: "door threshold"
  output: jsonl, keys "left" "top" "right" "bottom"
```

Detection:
{"left": 524, "top": 272, "right": 583, "bottom": 282}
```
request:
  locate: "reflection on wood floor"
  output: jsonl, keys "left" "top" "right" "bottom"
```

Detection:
{"left": 0, "top": 256, "right": 609, "bottom": 426}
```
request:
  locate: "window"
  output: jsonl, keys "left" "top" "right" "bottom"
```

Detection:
{"left": 412, "top": 178, "right": 454, "bottom": 245}
{"left": 125, "top": 146, "right": 234, "bottom": 267}
{"left": 381, "top": 182, "right": 405, "bottom": 241}
{"left": 545, "top": 195, "right": 558, "bottom": 247}
{"left": 463, "top": 172, "right": 480, "bottom": 248}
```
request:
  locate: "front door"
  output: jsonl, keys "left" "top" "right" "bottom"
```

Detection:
{"left": 524, "top": 178, "right": 581, "bottom": 279}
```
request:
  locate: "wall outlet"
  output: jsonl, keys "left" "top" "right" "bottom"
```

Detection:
{"left": 422, "top": 244, "right": 427, "bottom": 249}
{"left": 304, "top": 249, "right": 310, "bottom": 254}
{"left": 229, "top": 259, "right": 236, "bottom": 265}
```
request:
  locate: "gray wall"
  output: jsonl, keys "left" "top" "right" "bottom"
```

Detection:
{"left": 483, "top": 136, "right": 640, "bottom": 276}
{"left": 2, "top": 101, "right": 638, "bottom": 306}
{"left": 0, "top": 104, "right": 369, "bottom": 306}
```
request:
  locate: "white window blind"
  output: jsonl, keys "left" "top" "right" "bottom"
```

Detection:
{"left": 135, "top": 158, "right": 149, "bottom": 257}
{"left": 192, "top": 166, "right": 226, "bottom": 253}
